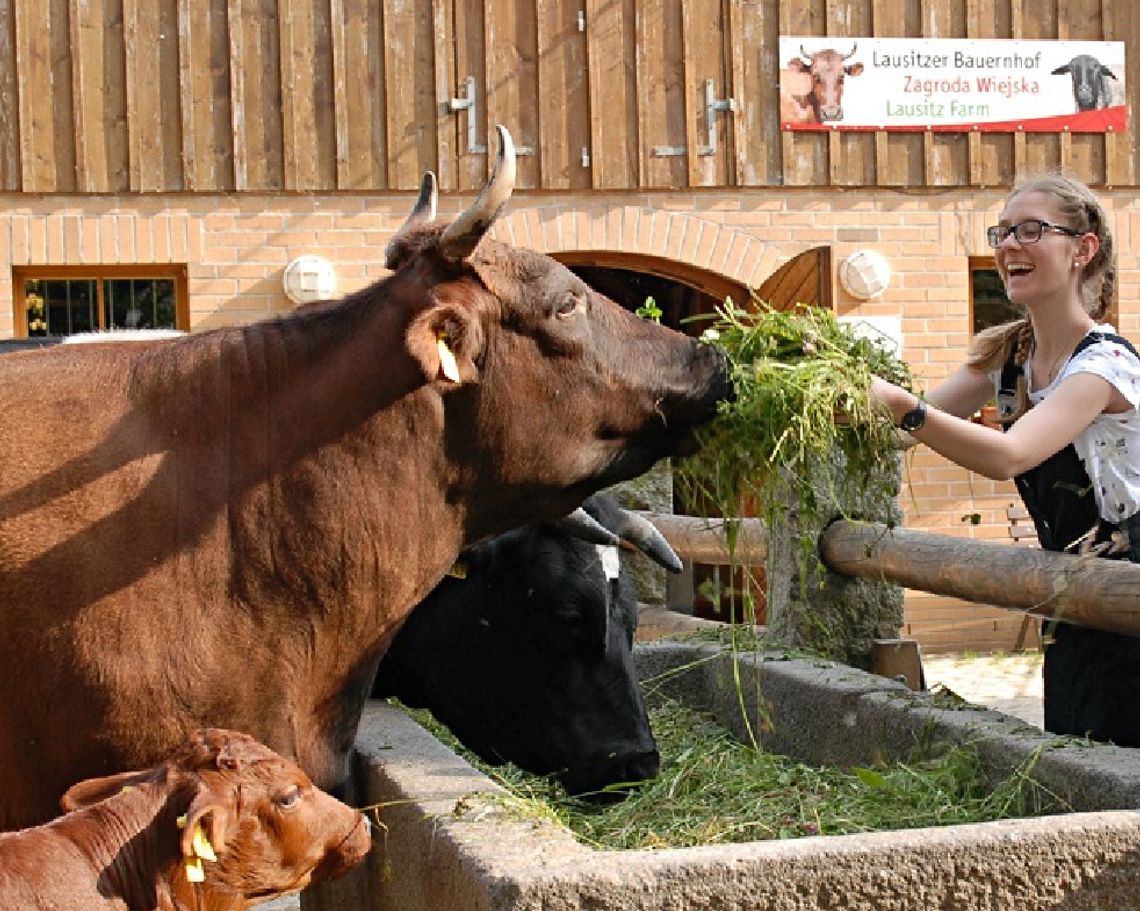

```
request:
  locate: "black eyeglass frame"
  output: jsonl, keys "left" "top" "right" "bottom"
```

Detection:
{"left": 985, "top": 219, "right": 1083, "bottom": 248}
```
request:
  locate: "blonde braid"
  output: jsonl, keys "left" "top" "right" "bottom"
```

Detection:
{"left": 1092, "top": 265, "right": 1116, "bottom": 322}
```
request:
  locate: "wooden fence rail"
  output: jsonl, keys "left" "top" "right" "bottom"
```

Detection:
{"left": 641, "top": 513, "right": 1140, "bottom": 639}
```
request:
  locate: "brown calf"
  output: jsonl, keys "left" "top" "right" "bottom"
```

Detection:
{"left": 0, "top": 729, "right": 371, "bottom": 911}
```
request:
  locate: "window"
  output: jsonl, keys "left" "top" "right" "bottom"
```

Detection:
{"left": 14, "top": 266, "right": 188, "bottom": 338}
{"left": 968, "top": 260, "right": 1018, "bottom": 335}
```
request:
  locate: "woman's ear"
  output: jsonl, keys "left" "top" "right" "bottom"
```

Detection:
{"left": 1076, "top": 232, "right": 1101, "bottom": 268}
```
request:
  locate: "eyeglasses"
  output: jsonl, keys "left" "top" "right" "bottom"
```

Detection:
{"left": 986, "top": 219, "right": 1082, "bottom": 248}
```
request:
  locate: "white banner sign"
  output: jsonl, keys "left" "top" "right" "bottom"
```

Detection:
{"left": 780, "top": 37, "right": 1126, "bottom": 133}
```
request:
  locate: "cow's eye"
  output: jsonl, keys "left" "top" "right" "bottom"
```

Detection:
{"left": 555, "top": 293, "right": 583, "bottom": 319}
{"left": 275, "top": 786, "right": 303, "bottom": 811}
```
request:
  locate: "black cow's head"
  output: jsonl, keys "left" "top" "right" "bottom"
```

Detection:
{"left": 373, "top": 493, "right": 676, "bottom": 797}
{"left": 1051, "top": 54, "right": 1117, "bottom": 112}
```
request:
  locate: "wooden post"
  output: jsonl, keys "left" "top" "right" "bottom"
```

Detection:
{"left": 819, "top": 519, "right": 1140, "bottom": 638}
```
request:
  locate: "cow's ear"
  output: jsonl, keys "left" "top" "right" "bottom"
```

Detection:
{"left": 1051, "top": 64, "right": 1071, "bottom": 75}
{"left": 180, "top": 792, "right": 234, "bottom": 861}
{"left": 407, "top": 304, "right": 482, "bottom": 387}
{"left": 60, "top": 769, "right": 149, "bottom": 812}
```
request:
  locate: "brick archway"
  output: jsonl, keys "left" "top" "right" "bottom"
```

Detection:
{"left": 493, "top": 204, "right": 784, "bottom": 300}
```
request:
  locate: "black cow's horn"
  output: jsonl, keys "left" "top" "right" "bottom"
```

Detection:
{"left": 559, "top": 508, "right": 622, "bottom": 546}
{"left": 440, "top": 125, "right": 517, "bottom": 262}
{"left": 843, "top": 44, "right": 858, "bottom": 59}
{"left": 608, "top": 511, "right": 684, "bottom": 574}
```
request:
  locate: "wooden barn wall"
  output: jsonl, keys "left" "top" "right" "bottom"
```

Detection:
{"left": 0, "top": 0, "right": 1136, "bottom": 194}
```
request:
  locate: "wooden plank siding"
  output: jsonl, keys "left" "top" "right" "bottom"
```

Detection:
{"left": 0, "top": 0, "right": 1137, "bottom": 194}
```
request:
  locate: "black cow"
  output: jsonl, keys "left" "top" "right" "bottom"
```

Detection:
{"left": 372, "top": 493, "right": 680, "bottom": 797}
{"left": 1051, "top": 54, "right": 1118, "bottom": 111}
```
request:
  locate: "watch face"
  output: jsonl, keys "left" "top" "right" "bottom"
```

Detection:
{"left": 901, "top": 402, "right": 925, "bottom": 431}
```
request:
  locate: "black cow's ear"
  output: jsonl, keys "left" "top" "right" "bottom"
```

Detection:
{"left": 406, "top": 304, "right": 482, "bottom": 387}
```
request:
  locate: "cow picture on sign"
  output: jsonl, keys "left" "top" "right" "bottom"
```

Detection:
{"left": 781, "top": 44, "right": 864, "bottom": 124}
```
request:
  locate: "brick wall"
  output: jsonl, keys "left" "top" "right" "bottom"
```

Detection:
{"left": 3, "top": 186, "right": 1137, "bottom": 653}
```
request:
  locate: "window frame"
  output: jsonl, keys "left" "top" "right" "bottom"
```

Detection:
{"left": 13, "top": 264, "right": 189, "bottom": 337}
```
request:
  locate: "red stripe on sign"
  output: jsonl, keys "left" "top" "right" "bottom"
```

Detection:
{"left": 782, "top": 105, "right": 1127, "bottom": 134}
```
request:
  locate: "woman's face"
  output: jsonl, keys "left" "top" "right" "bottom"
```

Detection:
{"left": 993, "top": 190, "right": 1086, "bottom": 306}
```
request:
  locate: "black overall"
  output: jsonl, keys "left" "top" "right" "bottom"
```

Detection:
{"left": 1000, "top": 331, "right": 1140, "bottom": 745}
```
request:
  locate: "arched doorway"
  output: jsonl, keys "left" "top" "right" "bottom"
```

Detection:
{"left": 558, "top": 246, "right": 833, "bottom": 625}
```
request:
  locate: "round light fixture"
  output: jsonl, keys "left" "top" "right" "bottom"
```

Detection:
{"left": 839, "top": 249, "right": 891, "bottom": 300}
{"left": 283, "top": 255, "right": 337, "bottom": 305}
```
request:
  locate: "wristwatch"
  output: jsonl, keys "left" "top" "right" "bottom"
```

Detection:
{"left": 899, "top": 399, "right": 927, "bottom": 432}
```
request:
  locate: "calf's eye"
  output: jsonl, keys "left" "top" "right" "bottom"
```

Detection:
{"left": 275, "top": 786, "right": 303, "bottom": 811}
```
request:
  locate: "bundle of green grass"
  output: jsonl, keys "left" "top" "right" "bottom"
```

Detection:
{"left": 675, "top": 299, "right": 914, "bottom": 531}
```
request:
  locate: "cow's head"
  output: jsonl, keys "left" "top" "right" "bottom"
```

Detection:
{"left": 61, "top": 729, "right": 371, "bottom": 903}
{"left": 373, "top": 493, "right": 670, "bottom": 797}
{"left": 1051, "top": 54, "right": 1117, "bottom": 111}
{"left": 788, "top": 45, "right": 863, "bottom": 122}
{"left": 382, "top": 127, "right": 730, "bottom": 540}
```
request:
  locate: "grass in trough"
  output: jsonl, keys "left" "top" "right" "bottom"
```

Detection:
{"left": 399, "top": 697, "right": 1058, "bottom": 852}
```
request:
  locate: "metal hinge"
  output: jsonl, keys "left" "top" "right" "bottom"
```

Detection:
{"left": 448, "top": 76, "right": 486, "bottom": 154}
{"left": 699, "top": 80, "right": 736, "bottom": 156}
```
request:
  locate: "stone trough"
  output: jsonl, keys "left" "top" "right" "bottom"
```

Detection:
{"left": 304, "top": 630, "right": 1140, "bottom": 911}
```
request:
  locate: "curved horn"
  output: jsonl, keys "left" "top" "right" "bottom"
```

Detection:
{"left": 558, "top": 508, "right": 622, "bottom": 546}
{"left": 800, "top": 44, "right": 812, "bottom": 60}
{"left": 408, "top": 171, "right": 439, "bottom": 225}
{"left": 439, "top": 125, "right": 516, "bottom": 262}
{"left": 843, "top": 43, "right": 858, "bottom": 60}
{"left": 384, "top": 171, "right": 439, "bottom": 269}
{"left": 607, "top": 511, "right": 684, "bottom": 574}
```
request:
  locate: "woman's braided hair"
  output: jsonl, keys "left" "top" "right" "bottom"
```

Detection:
{"left": 967, "top": 173, "right": 1115, "bottom": 421}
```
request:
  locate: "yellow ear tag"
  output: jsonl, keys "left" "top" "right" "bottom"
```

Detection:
{"left": 185, "top": 857, "right": 205, "bottom": 883}
{"left": 446, "top": 561, "right": 468, "bottom": 579}
{"left": 190, "top": 824, "right": 218, "bottom": 862}
{"left": 437, "top": 337, "right": 461, "bottom": 383}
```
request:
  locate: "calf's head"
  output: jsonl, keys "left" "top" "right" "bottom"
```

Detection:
{"left": 61, "top": 728, "right": 371, "bottom": 906}
{"left": 382, "top": 127, "right": 729, "bottom": 539}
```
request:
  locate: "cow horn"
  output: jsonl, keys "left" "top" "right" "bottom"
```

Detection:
{"left": 440, "top": 125, "right": 516, "bottom": 262}
{"left": 558, "top": 508, "right": 622, "bottom": 546}
{"left": 608, "top": 511, "right": 684, "bottom": 574}
{"left": 843, "top": 44, "right": 858, "bottom": 60}
{"left": 408, "top": 171, "right": 438, "bottom": 225}
{"left": 384, "top": 172, "right": 439, "bottom": 270}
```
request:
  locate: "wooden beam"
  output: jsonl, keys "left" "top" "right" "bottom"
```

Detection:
{"left": 638, "top": 512, "right": 767, "bottom": 565}
{"left": 820, "top": 519, "right": 1140, "bottom": 638}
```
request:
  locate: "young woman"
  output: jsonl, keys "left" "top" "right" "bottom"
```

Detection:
{"left": 869, "top": 173, "right": 1140, "bottom": 745}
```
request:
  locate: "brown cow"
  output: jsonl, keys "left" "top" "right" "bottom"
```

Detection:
{"left": 0, "top": 125, "right": 728, "bottom": 829}
{"left": 0, "top": 729, "right": 370, "bottom": 911}
{"left": 785, "top": 44, "right": 864, "bottom": 123}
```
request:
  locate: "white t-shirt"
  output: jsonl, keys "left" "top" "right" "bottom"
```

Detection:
{"left": 1006, "top": 325, "right": 1140, "bottom": 525}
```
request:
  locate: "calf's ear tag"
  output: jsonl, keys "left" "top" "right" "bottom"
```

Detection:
{"left": 437, "top": 336, "right": 461, "bottom": 383}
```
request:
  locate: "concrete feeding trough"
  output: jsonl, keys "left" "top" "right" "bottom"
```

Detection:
{"left": 303, "top": 629, "right": 1140, "bottom": 911}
